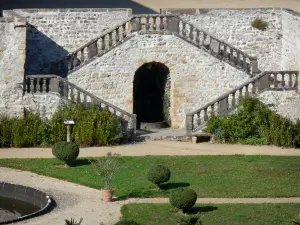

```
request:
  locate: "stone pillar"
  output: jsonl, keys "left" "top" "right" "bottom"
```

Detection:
{"left": 167, "top": 17, "right": 180, "bottom": 33}
{"left": 186, "top": 114, "right": 193, "bottom": 137}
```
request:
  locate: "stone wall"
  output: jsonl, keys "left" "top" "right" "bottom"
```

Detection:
{"left": 0, "top": 17, "right": 27, "bottom": 117}
{"left": 3, "top": 8, "right": 132, "bottom": 74}
{"left": 68, "top": 33, "right": 248, "bottom": 128}
{"left": 281, "top": 10, "right": 300, "bottom": 71}
{"left": 162, "top": 8, "right": 284, "bottom": 71}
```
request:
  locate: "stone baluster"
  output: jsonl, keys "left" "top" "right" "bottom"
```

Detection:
{"left": 229, "top": 48, "right": 234, "bottom": 62}
{"left": 274, "top": 73, "right": 278, "bottom": 88}
{"left": 195, "top": 30, "right": 200, "bottom": 45}
{"left": 210, "top": 104, "right": 215, "bottom": 116}
{"left": 42, "top": 78, "right": 47, "bottom": 93}
{"left": 70, "top": 87, "right": 74, "bottom": 102}
{"left": 196, "top": 111, "right": 201, "bottom": 125}
{"left": 288, "top": 73, "right": 293, "bottom": 87}
{"left": 182, "top": 22, "right": 186, "bottom": 37}
{"left": 80, "top": 48, "right": 85, "bottom": 63}
{"left": 295, "top": 73, "right": 299, "bottom": 90}
{"left": 101, "top": 36, "right": 106, "bottom": 51}
{"left": 251, "top": 81, "right": 257, "bottom": 94}
{"left": 152, "top": 16, "right": 157, "bottom": 31}
{"left": 122, "top": 23, "right": 127, "bottom": 38}
{"left": 159, "top": 16, "right": 164, "bottom": 30}
{"left": 186, "top": 114, "right": 194, "bottom": 136}
{"left": 108, "top": 32, "right": 113, "bottom": 47}
{"left": 115, "top": 27, "right": 120, "bottom": 43}
{"left": 63, "top": 83, "right": 68, "bottom": 98}
{"left": 204, "top": 108, "right": 208, "bottom": 121}
{"left": 73, "top": 52, "right": 80, "bottom": 67}
{"left": 245, "top": 84, "right": 249, "bottom": 95}
{"left": 281, "top": 73, "right": 286, "bottom": 87}
{"left": 202, "top": 33, "right": 206, "bottom": 46}
{"left": 236, "top": 52, "right": 240, "bottom": 66}
{"left": 232, "top": 92, "right": 236, "bottom": 108}
{"left": 76, "top": 91, "right": 81, "bottom": 103}
{"left": 189, "top": 25, "right": 194, "bottom": 41}
{"left": 83, "top": 94, "right": 87, "bottom": 107}
{"left": 223, "top": 45, "right": 227, "bottom": 59}
{"left": 238, "top": 88, "right": 243, "bottom": 102}
{"left": 146, "top": 17, "right": 150, "bottom": 31}
{"left": 250, "top": 58, "right": 259, "bottom": 74}
{"left": 30, "top": 77, "right": 35, "bottom": 93}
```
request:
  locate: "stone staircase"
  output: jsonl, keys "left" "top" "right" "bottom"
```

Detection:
{"left": 22, "top": 13, "right": 298, "bottom": 140}
{"left": 49, "top": 14, "right": 259, "bottom": 77}
{"left": 186, "top": 71, "right": 299, "bottom": 137}
{"left": 23, "top": 75, "right": 137, "bottom": 133}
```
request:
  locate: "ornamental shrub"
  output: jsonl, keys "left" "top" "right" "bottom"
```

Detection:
{"left": 146, "top": 165, "right": 171, "bottom": 188}
{"left": 169, "top": 188, "right": 197, "bottom": 212}
{"left": 251, "top": 18, "right": 268, "bottom": 31}
{"left": 52, "top": 141, "right": 80, "bottom": 166}
{"left": 115, "top": 220, "right": 140, "bottom": 225}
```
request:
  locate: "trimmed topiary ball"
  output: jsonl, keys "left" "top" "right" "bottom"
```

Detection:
{"left": 52, "top": 141, "right": 80, "bottom": 166}
{"left": 147, "top": 165, "right": 171, "bottom": 187}
{"left": 169, "top": 187, "right": 197, "bottom": 212}
{"left": 115, "top": 220, "right": 140, "bottom": 225}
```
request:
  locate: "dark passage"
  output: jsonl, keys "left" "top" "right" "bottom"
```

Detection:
{"left": 133, "top": 62, "right": 170, "bottom": 128}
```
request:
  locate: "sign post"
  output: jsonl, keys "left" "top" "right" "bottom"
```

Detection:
{"left": 64, "top": 120, "right": 75, "bottom": 142}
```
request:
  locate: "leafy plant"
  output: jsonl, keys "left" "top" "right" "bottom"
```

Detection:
{"left": 93, "top": 153, "right": 122, "bottom": 190}
{"left": 52, "top": 141, "right": 80, "bottom": 166}
{"left": 175, "top": 213, "right": 203, "bottom": 225}
{"left": 147, "top": 165, "right": 171, "bottom": 189}
{"left": 169, "top": 188, "right": 197, "bottom": 213}
{"left": 251, "top": 18, "right": 268, "bottom": 31}
{"left": 64, "top": 218, "right": 83, "bottom": 225}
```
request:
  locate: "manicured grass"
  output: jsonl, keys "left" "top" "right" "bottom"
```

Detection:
{"left": 0, "top": 155, "right": 300, "bottom": 197}
{"left": 121, "top": 203, "right": 300, "bottom": 225}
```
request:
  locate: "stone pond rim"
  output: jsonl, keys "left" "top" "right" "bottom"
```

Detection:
{"left": 0, "top": 182, "right": 52, "bottom": 224}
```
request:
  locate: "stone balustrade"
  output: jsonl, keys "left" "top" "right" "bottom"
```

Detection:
{"left": 186, "top": 71, "right": 299, "bottom": 136}
{"left": 23, "top": 75, "right": 137, "bottom": 132}
{"left": 176, "top": 19, "right": 259, "bottom": 75}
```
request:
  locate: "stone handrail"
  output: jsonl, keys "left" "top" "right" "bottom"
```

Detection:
{"left": 174, "top": 18, "right": 259, "bottom": 75}
{"left": 23, "top": 75, "right": 137, "bottom": 132}
{"left": 49, "top": 14, "right": 178, "bottom": 75}
{"left": 186, "top": 71, "right": 299, "bottom": 136}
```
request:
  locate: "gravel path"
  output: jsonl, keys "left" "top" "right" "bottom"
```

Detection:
{"left": 1, "top": 141, "right": 300, "bottom": 159}
{"left": 1, "top": 167, "right": 300, "bottom": 225}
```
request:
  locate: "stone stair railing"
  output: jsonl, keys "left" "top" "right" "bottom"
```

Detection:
{"left": 174, "top": 19, "right": 259, "bottom": 75}
{"left": 49, "top": 14, "right": 178, "bottom": 75}
{"left": 186, "top": 71, "right": 299, "bottom": 136}
{"left": 23, "top": 75, "right": 137, "bottom": 133}
{"left": 49, "top": 14, "right": 259, "bottom": 76}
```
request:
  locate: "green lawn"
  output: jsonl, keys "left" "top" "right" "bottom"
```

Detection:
{"left": 121, "top": 203, "right": 300, "bottom": 225}
{"left": 0, "top": 155, "right": 300, "bottom": 197}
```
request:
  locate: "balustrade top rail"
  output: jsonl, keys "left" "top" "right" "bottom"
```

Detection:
{"left": 186, "top": 71, "right": 299, "bottom": 116}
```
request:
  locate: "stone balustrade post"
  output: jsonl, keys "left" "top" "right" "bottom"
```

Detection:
{"left": 250, "top": 57, "right": 259, "bottom": 75}
{"left": 167, "top": 17, "right": 179, "bottom": 33}
{"left": 50, "top": 78, "right": 60, "bottom": 93}
{"left": 186, "top": 114, "right": 194, "bottom": 137}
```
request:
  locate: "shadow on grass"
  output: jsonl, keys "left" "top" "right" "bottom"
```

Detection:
{"left": 72, "top": 159, "right": 92, "bottom": 167}
{"left": 160, "top": 182, "right": 190, "bottom": 190}
{"left": 188, "top": 206, "right": 218, "bottom": 214}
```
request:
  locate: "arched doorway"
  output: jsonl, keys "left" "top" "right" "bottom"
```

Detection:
{"left": 133, "top": 62, "right": 170, "bottom": 129}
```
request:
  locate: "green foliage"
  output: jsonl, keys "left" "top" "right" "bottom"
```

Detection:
{"left": 251, "top": 18, "right": 268, "bottom": 31}
{"left": 205, "top": 96, "right": 300, "bottom": 148}
{"left": 92, "top": 153, "right": 122, "bottom": 190}
{"left": 147, "top": 165, "right": 171, "bottom": 187}
{"left": 175, "top": 214, "right": 203, "bottom": 225}
{"left": 115, "top": 220, "right": 141, "bottom": 225}
{"left": 52, "top": 141, "right": 80, "bottom": 166}
{"left": 50, "top": 104, "right": 123, "bottom": 146}
{"left": 0, "top": 103, "right": 125, "bottom": 148}
{"left": 64, "top": 218, "right": 83, "bottom": 225}
{"left": 169, "top": 188, "right": 197, "bottom": 212}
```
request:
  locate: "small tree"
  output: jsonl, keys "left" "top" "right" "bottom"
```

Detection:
{"left": 93, "top": 153, "right": 122, "bottom": 190}
{"left": 147, "top": 165, "right": 171, "bottom": 189}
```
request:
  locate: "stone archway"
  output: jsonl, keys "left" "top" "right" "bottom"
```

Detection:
{"left": 133, "top": 62, "right": 170, "bottom": 129}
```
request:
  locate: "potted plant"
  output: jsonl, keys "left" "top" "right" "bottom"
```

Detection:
{"left": 93, "top": 152, "right": 122, "bottom": 202}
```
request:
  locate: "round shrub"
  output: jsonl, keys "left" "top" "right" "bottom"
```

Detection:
{"left": 52, "top": 141, "right": 80, "bottom": 165}
{"left": 115, "top": 220, "right": 140, "bottom": 225}
{"left": 146, "top": 165, "right": 171, "bottom": 187}
{"left": 169, "top": 188, "right": 197, "bottom": 212}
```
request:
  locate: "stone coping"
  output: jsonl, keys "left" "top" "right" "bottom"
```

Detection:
{"left": 0, "top": 182, "right": 52, "bottom": 224}
{"left": 4, "top": 8, "right": 132, "bottom": 13}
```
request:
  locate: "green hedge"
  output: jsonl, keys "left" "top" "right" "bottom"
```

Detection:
{"left": 205, "top": 96, "right": 300, "bottom": 148}
{"left": 0, "top": 104, "right": 124, "bottom": 148}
